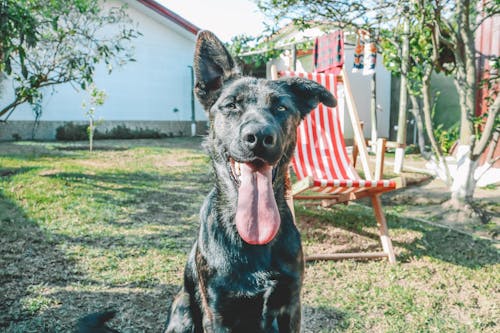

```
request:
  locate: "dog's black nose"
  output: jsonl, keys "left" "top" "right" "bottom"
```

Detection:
{"left": 242, "top": 124, "right": 278, "bottom": 152}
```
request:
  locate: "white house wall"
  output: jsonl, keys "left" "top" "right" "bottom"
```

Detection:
{"left": 0, "top": 0, "right": 205, "bottom": 139}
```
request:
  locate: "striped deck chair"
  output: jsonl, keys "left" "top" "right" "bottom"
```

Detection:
{"left": 274, "top": 67, "right": 402, "bottom": 264}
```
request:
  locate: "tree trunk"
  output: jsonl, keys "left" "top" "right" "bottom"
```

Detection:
{"left": 454, "top": 0, "right": 477, "bottom": 145}
{"left": 450, "top": 145, "right": 478, "bottom": 206}
{"left": 450, "top": 97, "right": 500, "bottom": 205}
{"left": 449, "top": 0, "right": 479, "bottom": 203}
{"left": 394, "top": 11, "right": 410, "bottom": 174}
{"left": 409, "top": 93, "right": 428, "bottom": 158}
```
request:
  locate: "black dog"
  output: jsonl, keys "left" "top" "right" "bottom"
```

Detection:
{"left": 164, "top": 31, "right": 336, "bottom": 333}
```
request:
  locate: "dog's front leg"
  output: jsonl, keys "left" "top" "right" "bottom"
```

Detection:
{"left": 263, "top": 281, "right": 302, "bottom": 333}
{"left": 164, "top": 288, "right": 194, "bottom": 333}
{"left": 201, "top": 316, "right": 230, "bottom": 333}
{"left": 277, "top": 303, "right": 301, "bottom": 333}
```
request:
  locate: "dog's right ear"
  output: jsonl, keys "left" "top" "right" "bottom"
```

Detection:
{"left": 278, "top": 77, "right": 337, "bottom": 118}
{"left": 194, "top": 30, "right": 239, "bottom": 109}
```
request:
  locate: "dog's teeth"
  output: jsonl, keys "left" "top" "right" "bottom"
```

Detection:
{"left": 235, "top": 162, "right": 241, "bottom": 176}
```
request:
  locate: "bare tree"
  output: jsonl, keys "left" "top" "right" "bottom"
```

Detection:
{"left": 257, "top": 0, "right": 500, "bottom": 207}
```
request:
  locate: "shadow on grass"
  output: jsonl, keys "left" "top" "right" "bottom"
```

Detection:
{"left": 391, "top": 213, "right": 499, "bottom": 267}
{"left": 0, "top": 188, "right": 86, "bottom": 330}
{"left": 0, "top": 142, "right": 79, "bottom": 160}
{"left": 44, "top": 171, "right": 210, "bottom": 203}
{"left": 0, "top": 166, "right": 42, "bottom": 178}
{"left": 42, "top": 170, "right": 209, "bottom": 251}
{"left": 0, "top": 185, "right": 348, "bottom": 332}
{"left": 296, "top": 204, "right": 499, "bottom": 269}
{"left": 0, "top": 169, "right": 190, "bottom": 332}
{"left": 302, "top": 305, "right": 348, "bottom": 332}
{"left": 4, "top": 282, "right": 181, "bottom": 332}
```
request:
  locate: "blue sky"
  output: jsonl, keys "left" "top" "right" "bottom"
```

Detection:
{"left": 158, "top": 0, "right": 269, "bottom": 41}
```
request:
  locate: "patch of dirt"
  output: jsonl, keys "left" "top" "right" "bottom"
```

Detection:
{"left": 384, "top": 173, "right": 500, "bottom": 240}
{"left": 372, "top": 154, "right": 500, "bottom": 240}
{"left": 299, "top": 216, "right": 382, "bottom": 256}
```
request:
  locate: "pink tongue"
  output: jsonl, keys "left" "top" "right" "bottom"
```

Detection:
{"left": 235, "top": 163, "right": 281, "bottom": 245}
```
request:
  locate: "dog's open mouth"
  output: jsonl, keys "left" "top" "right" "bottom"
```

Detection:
{"left": 229, "top": 158, "right": 281, "bottom": 246}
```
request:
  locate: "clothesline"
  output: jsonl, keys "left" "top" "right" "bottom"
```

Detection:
{"left": 237, "top": 29, "right": 359, "bottom": 57}
{"left": 238, "top": 30, "right": 378, "bottom": 76}
{"left": 237, "top": 41, "right": 373, "bottom": 57}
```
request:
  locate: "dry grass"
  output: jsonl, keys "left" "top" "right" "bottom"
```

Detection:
{"left": 0, "top": 138, "right": 498, "bottom": 332}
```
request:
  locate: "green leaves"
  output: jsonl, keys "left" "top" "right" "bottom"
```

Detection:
{"left": 0, "top": 0, "right": 140, "bottom": 119}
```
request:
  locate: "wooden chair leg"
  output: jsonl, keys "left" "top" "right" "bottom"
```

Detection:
{"left": 352, "top": 142, "right": 359, "bottom": 168}
{"left": 374, "top": 138, "right": 387, "bottom": 181}
{"left": 371, "top": 194, "right": 396, "bottom": 264}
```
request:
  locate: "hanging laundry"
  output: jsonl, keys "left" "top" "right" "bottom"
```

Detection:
{"left": 313, "top": 30, "right": 344, "bottom": 74}
{"left": 363, "top": 40, "right": 377, "bottom": 76}
{"left": 352, "top": 33, "right": 364, "bottom": 73}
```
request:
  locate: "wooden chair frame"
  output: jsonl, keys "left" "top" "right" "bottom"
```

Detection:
{"left": 272, "top": 66, "right": 403, "bottom": 264}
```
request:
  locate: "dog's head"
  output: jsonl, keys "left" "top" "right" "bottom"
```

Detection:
{"left": 194, "top": 31, "right": 336, "bottom": 245}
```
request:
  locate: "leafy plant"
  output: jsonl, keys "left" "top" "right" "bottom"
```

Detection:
{"left": 55, "top": 124, "right": 171, "bottom": 141}
{"left": 433, "top": 123, "right": 459, "bottom": 154}
{"left": 82, "top": 85, "right": 106, "bottom": 152}
{"left": 55, "top": 123, "right": 88, "bottom": 141}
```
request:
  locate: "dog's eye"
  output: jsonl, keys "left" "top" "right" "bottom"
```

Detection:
{"left": 276, "top": 105, "right": 287, "bottom": 112}
{"left": 225, "top": 102, "right": 238, "bottom": 110}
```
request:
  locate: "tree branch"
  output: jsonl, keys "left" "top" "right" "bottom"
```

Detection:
{"left": 472, "top": 94, "right": 500, "bottom": 158}
{"left": 0, "top": 97, "right": 27, "bottom": 118}
{"left": 473, "top": 1, "right": 500, "bottom": 32}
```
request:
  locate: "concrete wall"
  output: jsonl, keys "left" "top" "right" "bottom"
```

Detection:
{"left": 0, "top": 0, "right": 205, "bottom": 129}
{"left": 0, "top": 120, "right": 208, "bottom": 141}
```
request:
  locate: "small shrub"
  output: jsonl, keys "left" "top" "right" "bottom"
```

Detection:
{"left": 105, "top": 125, "right": 133, "bottom": 139}
{"left": 104, "top": 125, "right": 168, "bottom": 139}
{"left": 55, "top": 123, "right": 170, "bottom": 141}
{"left": 405, "top": 144, "right": 420, "bottom": 154}
{"left": 55, "top": 122, "right": 88, "bottom": 141}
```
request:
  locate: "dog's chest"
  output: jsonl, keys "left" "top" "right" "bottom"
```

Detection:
{"left": 212, "top": 270, "right": 283, "bottom": 321}
{"left": 234, "top": 270, "right": 276, "bottom": 297}
{"left": 213, "top": 267, "right": 295, "bottom": 308}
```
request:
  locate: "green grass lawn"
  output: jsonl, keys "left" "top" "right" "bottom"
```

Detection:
{"left": 0, "top": 138, "right": 498, "bottom": 332}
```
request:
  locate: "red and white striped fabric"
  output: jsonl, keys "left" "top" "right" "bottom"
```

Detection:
{"left": 281, "top": 71, "right": 396, "bottom": 194}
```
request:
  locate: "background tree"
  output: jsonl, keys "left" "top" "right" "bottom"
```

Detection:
{"left": 256, "top": 0, "right": 500, "bottom": 208}
{"left": 380, "top": 0, "right": 455, "bottom": 184}
{"left": 433, "top": 0, "right": 499, "bottom": 206}
{"left": 0, "top": 0, "right": 139, "bottom": 120}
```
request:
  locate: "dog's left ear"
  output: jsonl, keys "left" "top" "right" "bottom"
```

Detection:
{"left": 281, "top": 77, "right": 337, "bottom": 118}
{"left": 194, "top": 30, "right": 240, "bottom": 109}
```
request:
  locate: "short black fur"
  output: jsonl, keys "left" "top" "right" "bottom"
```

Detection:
{"left": 164, "top": 31, "right": 336, "bottom": 333}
